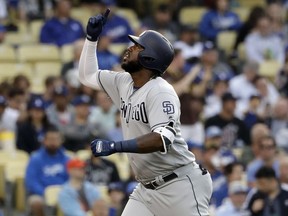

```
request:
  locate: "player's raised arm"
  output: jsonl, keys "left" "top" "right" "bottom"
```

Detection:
{"left": 78, "top": 9, "right": 110, "bottom": 89}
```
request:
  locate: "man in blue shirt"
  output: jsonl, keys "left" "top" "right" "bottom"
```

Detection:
{"left": 98, "top": 0, "right": 134, "bottom": 43}
{"left": 25, "top": 125, "right": 70, "bottom": 216}
{"left": 40, "top": 0, "right": 85, "bottom": 46}
{"left": 199, "top": 0, "right": 242, "bottom": 42}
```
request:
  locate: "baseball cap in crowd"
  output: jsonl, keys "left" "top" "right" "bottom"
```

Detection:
{"left": 108, "top": 182, "right": 125, "bottom": 193}
{"left": 202, "top": 41, "right": 217, "bottom": 52}
{"left": 205, "top": 126, "right": 222, "bottom": 139}
{"left": 187, "top": 140, "right": 203, "bottom": 150}
{"left": 53, "top": 86, "right": 68, "bottom": 96}
{"left": 221, "top": 92, "right": 237, "bottom": 102}
{"left": 228, "top": 181, "right": 249, "bottom": 195}
{"left": 0, "top": 96, "right": 7, "bottom": 106}
{"left": 66, "top": 158, "right": 86, "bottom": 170}
{"left": 71, "top": 95, "right": 90, "bottom": 106}
{"left": 28, "top": 98, "right": 45, "bottom": 110}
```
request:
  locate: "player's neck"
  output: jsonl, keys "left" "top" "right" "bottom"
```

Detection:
{"left": 131, "top": 69, "right": 154, "bottom": 88}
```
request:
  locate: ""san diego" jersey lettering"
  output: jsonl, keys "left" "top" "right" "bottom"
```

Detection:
{"left": 120, "top": 97, "right": 148, "bottom": 124}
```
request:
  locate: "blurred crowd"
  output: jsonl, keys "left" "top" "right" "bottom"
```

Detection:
{"left": 1, "top": 0, "right": 288, "bottom": 216}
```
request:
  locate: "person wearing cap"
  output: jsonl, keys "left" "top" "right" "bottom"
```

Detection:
{"left": 40, "top": 0, "right": 85, "bottom": 47}
{"left": 215, "top": 181, "right": 249, "bottom": 216}
{"left": 46, "top": 85, "right": 75, "bottom": 130}
{"left": 199, "top": 0, "right": 242, "bottom": 42}
{"left": 25, "top": 125, "right": 69, "bottom": 216}
{"left": 97, "top": 0, "right": 134, "bottom": 43}
{"left": 247, "top": 166, "right": 288, "bottom": 216}
{"left": 16, "top": 97, "right": 53, "bottom": 154}
{"left": 107, "top": 182, "right": 126, "bottom": 216}
{"left": 141, "top": 3, "right": 179, "bottom": 43}
{"left": 205, "top": 92, "right": 249, "bottom": 149}
{"left": 58, "top": 158, "right": 102, "bottom": 216}
{"left": 191, "top": 41, "right": 234, "bottom": 97}
{"left": 62, "top": 95, "right": 106, "bottom": 152}
{"left": 174, "top": 25, "right": 203, "bottom": 63}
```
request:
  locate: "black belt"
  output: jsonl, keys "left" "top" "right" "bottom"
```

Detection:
{"left": 142, "top": 172, "right": 178, "bottom": 190}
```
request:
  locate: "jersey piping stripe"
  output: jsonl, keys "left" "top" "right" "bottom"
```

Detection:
{"left": 186, "top": 175, "right": 202, "bottom": 216}
{"left": 97, "top": 70, "right": 109, "bottom": 95}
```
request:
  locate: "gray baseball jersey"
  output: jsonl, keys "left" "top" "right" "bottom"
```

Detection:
{"left": 79, "top": 40, "right": 195, "bottom": 182}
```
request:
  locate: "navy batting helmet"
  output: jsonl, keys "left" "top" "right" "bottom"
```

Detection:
{"left": 128, "top": 30, "right": 174, "bottom": 75}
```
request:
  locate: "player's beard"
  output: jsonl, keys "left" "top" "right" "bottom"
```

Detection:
{"left": 121, "top": 60, "right": 143, "bottom": 74}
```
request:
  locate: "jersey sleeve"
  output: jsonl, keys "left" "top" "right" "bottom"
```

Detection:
{"left": 147, "top": 91, "right": 180, "bottom": 131}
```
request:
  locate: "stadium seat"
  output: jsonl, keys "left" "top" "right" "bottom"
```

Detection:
{"left": 4, "top": 32, "right": 35, "bottom": 45}
{"left": 18, "top": 44, "right": 61, "bottom": 63}
{"left": 232, "top": 7, "right": 250, "bottom": 22}
{"left": 97, "top": 185, "right": 109, "bottom": 202}
{"left": 71, "top": 7, "right": 93, "bottom": 28}
{"left": 0, "top": 63, "right": 34, "bottom": 81}
{"left": 116, "top": 8, "right": 140, "bottom": 31}
{"left": 60, "top": 44, "right": 74, "bottom": 63}
{"left": 15, "top": 177, "right": 26, "bottom": 212}
{"left": 238, "top": 0, "right": 266, "bottom": 8}
{"left": 29, "top": 20, "right": 44, "bottom": 43}
{"left": 31, "top": 62, "right": 62, "bottom": 94}
{"left": 106, "top": 154, "right": 130, "bottom": 180}
{"left": 44, "top": 185, "right": 64, "bottom": 216}
{"left": 179, "top": 7, "right": 207, "bottom": 26}
{"left": 0, "top": 45, "right": 17, "bottom": 62}
{"left": 217, "top": 31, "right": 237, "bottom": 55}
{"left": 259, "top": 60, "right": 282, "bottom": 81}
{"left": 237, "top": 43, "right": 246, "bottom": 60}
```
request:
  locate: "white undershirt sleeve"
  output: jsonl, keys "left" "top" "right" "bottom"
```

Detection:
{"left": 78, "top": 39, "right": 101, "bottom": 90}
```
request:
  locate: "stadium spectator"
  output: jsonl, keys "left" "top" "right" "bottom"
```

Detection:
{"left": 203, "top": 75, "right": 230, "bottom": 119}
{"left": 12, "top": 74, "right": 31, "bottom": 102}
{"left": 174, "top": 25, "right": 203, "bottom": 63}
{"left": 62, "top": 95, "right": 105, "bottom": 152}
{"left": 215, "top": 181, "right": 249, "bottom": 216}
{"left": 97, "top": 34, "right": 121, "bottom": 70}
{"left": 58, "top": 158, "right": 101, "bottom": 216}
{"left": 241, "top": 123, "right": 270, "bottom": 166}
{"left": 85, "top": 154, "right": 121, "bottom": 186}
{"left": 92, "top": 199, "right": 109, "bottom": 216}
{"left": 106, "top": 111, "right": 123, "bottom": 142}
{"left": 0, "top": 96, "right": 7, "bottom": 131}
{"left": 16, "top": 97, "right": 52, "bottom": 154}
{"left": 0, "top": 23, "right": 5, "bottom": 43}
{"left": 25, "top": 126, "right": 69, "bottom": 216}
{"left": 141, "top": 3, "right": 179, "bottom": 43}
{"left": 191, "top": 41, "right": 234, "bottom": 96}
{"left": 229, "top": 61, "right": 259, "bottom": 114}
{"left": 253, "top": 76, "right": 280, "bottom": 113}
{"left": 97, "top": 0, "right": 134, "bottom": 43}
{"left": 276, "top": 56, "right": 288, "bottom": 97}
{"left": 179, "top": 93, "right": 205, "bottom": 145}
{"left": 205, "top": 92, "right": 249, "bottom": 149}
{"left": 1, "top": 88, "right": 26, "bottom": 132}
{"left": 266, "top": 97, "right": 288, "bottom": 138}
{"left": 107, "top": 182, "right": 126, "bottom": 216}
{"left": 40, "top": 0, "right": 85, "bottom": 47}
{"left": 18, "top": 0, "right": 53, "bottom": 21}
{"left": 199, "top": 0, "right": 242, "bottom": 42}
{"left": 89, "top": 90, "right": 117, "bottom": 133}
{"left": 247, "top": 135, "right": 280, "bottom": 187}
{"left": 233, "top": 6, "right": 266, "bottom": 53}
{"left": 247, "top": 166, "right": 288, "bottom": 216}
{"left": 46, "top": 85, "right": 74, "bottom": 130}
{"left": 244, "top": 15, "right": 285, "bottom": 65}
{"left": 61, "top": 39, "right": 85, "bottom": 89}
{"left": 279, "top": 156, "right": 288, "bottom": 191}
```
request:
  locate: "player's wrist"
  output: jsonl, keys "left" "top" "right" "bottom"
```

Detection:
{"left": 115, "top": 139, "right": 138, "bottom": 153}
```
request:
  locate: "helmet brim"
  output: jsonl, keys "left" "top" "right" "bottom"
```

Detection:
{"left": 128, "top": 35, "right": 141, "bottom": 45}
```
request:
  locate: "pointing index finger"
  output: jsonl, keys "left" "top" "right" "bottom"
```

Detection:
{"left": 104, "top": 8, "right": 110, "bottom": 18}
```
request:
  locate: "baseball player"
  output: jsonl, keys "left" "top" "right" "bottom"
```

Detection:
{"left": 79, "top": 9, "right": 212, "bottom": 216}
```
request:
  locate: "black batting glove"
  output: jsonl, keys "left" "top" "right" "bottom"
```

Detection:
{"left": 86, "top": 9, "right": 110, "bottom": 42}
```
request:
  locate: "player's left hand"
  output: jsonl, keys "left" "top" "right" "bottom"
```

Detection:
{"left": 91, "top": 139, "right": 116, "bottom": 157}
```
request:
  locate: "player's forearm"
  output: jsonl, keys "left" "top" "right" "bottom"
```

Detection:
{"left": 78, "top": 39, "right": 101, "bottom": 89}
{"left": 134, "top": 132, "right": 164, "bottom": 153}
